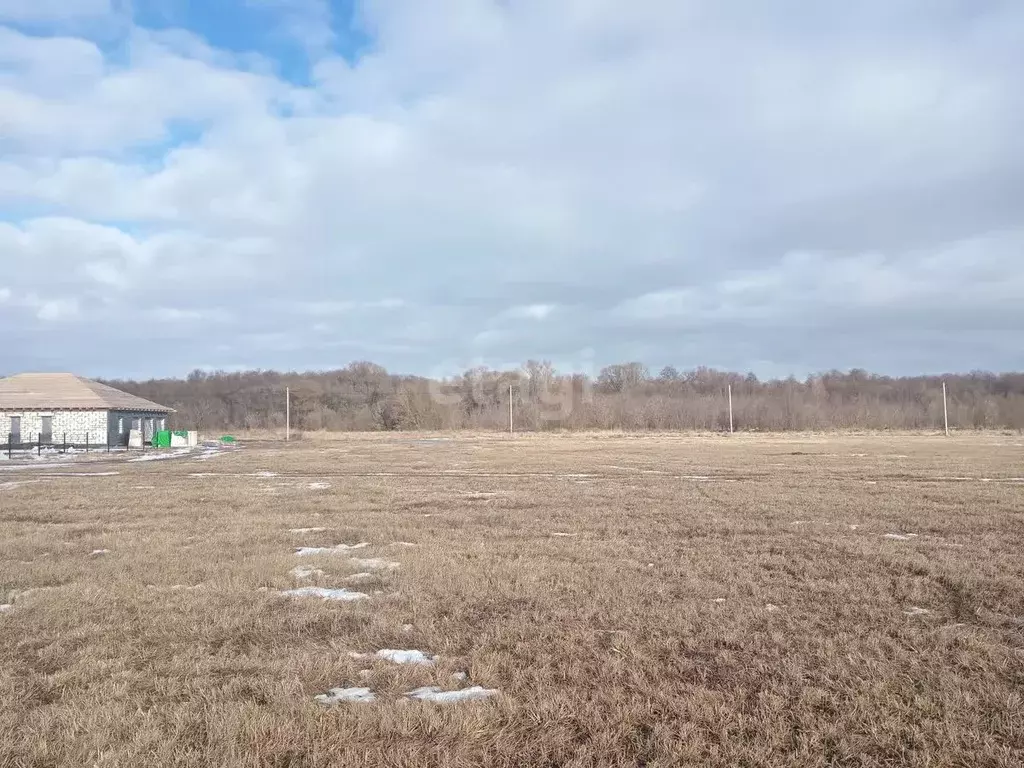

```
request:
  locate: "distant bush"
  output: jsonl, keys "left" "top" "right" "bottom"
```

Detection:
{"left": 104, "top": 363, "right": 1024, "bottom": 432}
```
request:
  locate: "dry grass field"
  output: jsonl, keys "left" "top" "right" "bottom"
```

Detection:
{"left": 1, "top": 433, "right": 1023, "bottom": 767}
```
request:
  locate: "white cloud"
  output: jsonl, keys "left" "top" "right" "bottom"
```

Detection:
{"left": 506, "top": 304, "right": 555, "bottom": 320}
{"left": 0, "top": 2, "right": 1022, "bottom": 376}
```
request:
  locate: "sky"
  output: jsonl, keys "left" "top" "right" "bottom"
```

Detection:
{"left": 1, "top": 0, "right": 1023, "bottom": 381}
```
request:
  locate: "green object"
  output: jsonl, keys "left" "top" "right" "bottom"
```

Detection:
{"left": 153, "top": 430, "right": 172, "bottom": 448}
{"left": 172, "top": 430, "right": 189, "bottom": 438}
{"left": 220, "top": 435, "right": 237, "bottom": 443}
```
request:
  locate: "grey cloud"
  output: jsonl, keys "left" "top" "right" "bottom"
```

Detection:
{"left": 1, "top": 1, "right": 1023, "bottom": 378}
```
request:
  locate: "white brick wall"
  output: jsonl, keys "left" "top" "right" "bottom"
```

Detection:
{"left": 0, "top": 410, "right": 108, "bottom": 442}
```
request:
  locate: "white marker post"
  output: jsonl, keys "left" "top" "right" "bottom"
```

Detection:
{"left": 286, "top": 386, "right": 291, "bottom": 442}
{"left": 509, "top": 384, "right": 513, "bottom": 435}
{"left": 942, "top": 381, "right": 949, "bottom": 437}
{"left": 728, "top": 384, "right": 734, "bottom": 434}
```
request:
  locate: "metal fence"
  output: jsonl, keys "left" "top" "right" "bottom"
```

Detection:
{"left": 2, "top": 431, "right": 153, "bottom": 458}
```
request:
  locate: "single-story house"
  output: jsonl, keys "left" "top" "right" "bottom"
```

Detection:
{"left": 0, "top": 372, "right": 174, "bottom": 447}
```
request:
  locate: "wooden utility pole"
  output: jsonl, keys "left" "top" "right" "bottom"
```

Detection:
{"left": 286, "top": 386, "right": 291, "bottom": 442}
{"left": 728, "top": 385, "right": 734, "bottom": 434}
{"left": 509, "top": 385, "right": 513, "bottom": 435}
{"left": 942, "top": 382, "right": 949, "bottom": 437}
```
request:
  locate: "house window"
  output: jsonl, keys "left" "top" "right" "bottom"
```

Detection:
{"left": 132, "top": 417, "right": 141, "bottom": 431}
{"left": 118, "top": 418, "right": 125, "bottom": 434}
{"left": 157, "top": 418, "right": 166, "bottom": 431}
{"left": 9, "top": 416, "right": 20, "bottom": 440}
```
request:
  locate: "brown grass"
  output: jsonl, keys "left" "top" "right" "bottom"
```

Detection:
{"left": 2, "top": 433, "right": 1023, "bottom": 767}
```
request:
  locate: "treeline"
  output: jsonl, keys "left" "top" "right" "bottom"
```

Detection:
{"left": 103, "top": 362, "right": 1024, "bottom": 432}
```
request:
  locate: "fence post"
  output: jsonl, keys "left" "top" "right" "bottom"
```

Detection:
{"left": 37, "top": 434, "right": 41, "bottom": 456}
{"left": 7, "top": 433, "right": 10, "bottom": 460}
{"left": 63, "top": 433, "right": 67, "bottom": 453}
{"left": 86, "top": 433, "right": 89, "bottom": 452}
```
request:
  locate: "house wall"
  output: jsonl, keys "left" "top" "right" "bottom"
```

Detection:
{"left": 0, "top": 410, "right": 169, "bottom": 446}
{"left": 0, "top": 410, "right": 108, "bottom": 443}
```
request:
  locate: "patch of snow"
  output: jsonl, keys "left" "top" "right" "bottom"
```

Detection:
{"left": 295, "top": 543, "right": 370, "bottom": 556}
{"left": 849, "top": 525, "right": 860, "bottom": 530}
{"left": 404, "top": 686, "right": 499, "bottom": 703}
{"left": 883, "top": 533, "right": 919, "bottom": 541}
{"left": 391, "top": 541, "right": 417, "bottom": 547}
{"left": 375, "top": 649, "right": 436, "bottom": 665}
{"left": 43, "top": 471, "right": 120, "bottom": 477}
{"left": 713, "top": 598, "right": 727, "bottom": 603}
{"left": 279, "top": 586, "right": 369, "bottom": 602}
{"left": 550, "top": 532, "right": 577, "bottom": 537}
{"left": 402, "top": 623, "right": 414, "bottom": 632}
{"left": 765, "top": 603, "right": 780, "bottom": 612}
{"left": 291, "top": 566, "right": 324, "bottom": 580}
{"left": 253, "top": 471, "right": 278, "bottom": 477}
{"left": 315, "top": 687, "right": 375, "bottom": 705}
{"left": 0, "top": 604, "right": 11, "bottom": 612}
{"left": 90, "top": 549, "right": 110, "bottom": 555}
{"left": 309, "top": 482, "right": 330, "bottom": 490}
{"left": 128, "top": 449, "right": 190, "bottom": 463}
{"left": 905, "top": 607, "right": 931, "bottom": 616}
{"left": 350, "top": 558, "right": 400, "bottom": 570}
{"left": 288, "top": 527, "right": 327, "bottom": 534}
{"left": 346, "top": 572, "right": 373, "bottom": 582}
{"left": 133, "top": 485, "right": 157, "bottom": 490}
{"left": 451, "top": 672, "right": 468, "bottom": 681}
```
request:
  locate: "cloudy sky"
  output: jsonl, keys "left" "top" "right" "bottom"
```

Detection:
{"left": 1, "top": 1, "right": 1022, "bottom": 380}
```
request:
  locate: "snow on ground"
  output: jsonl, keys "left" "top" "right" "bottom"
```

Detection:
{"left": 279, "top": 586, "right": 369, "bottom": 602}
{"left": 0, "top": 604, "right": 11, "bottom": 613}
{"left": 550, "top": 532, "right": 577, "bottom": 537}
{"left": 41, "top": 472, "right": 120, "bottom": 477}
{"left": 350, "top": 557, "right": 400, "bottom": 570}
{"left": 346, "top": 572, "right": 373, "bottom": 582}
{"left": 349, "top": 649, "right": 436, "bottom": 665}
{"left": 884, "top": 533, "right": 919, "bottom": 541}
{"left": 295, "top": 543, "right": 370, "bottom": 556}
{"left": 194, "top": 443, "right": 238, "bottom": 462}
{"left": 905, "top": 607, "right": 931, "bottom": 616}
{"left": 315, "top": 687, "right": 376, "bottom": 705}
{"left": 128, "top": 449, "right": 191, "bottom": 463}
{"left": 90, "top": 549, "right": 110, "bottom": 555}
{"left": 309, "top": 482, "right": 330, "bottom": 490}
{"left": 404, "top": 686, "right": 499, "bottom": 703}
{"left": 288, "top": 527, "right": 327, "bottom": 534}
{"left": 253, "top": 471, "right": 278, "bottom": 477}
{"left": 290, "top": 566, "right": 324, "bottom": 580}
